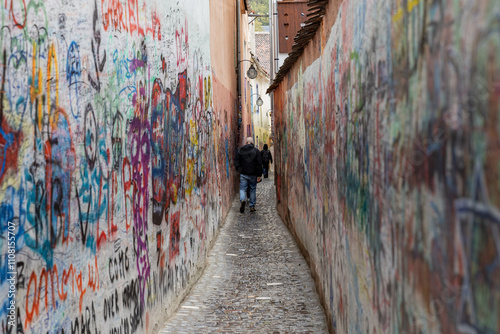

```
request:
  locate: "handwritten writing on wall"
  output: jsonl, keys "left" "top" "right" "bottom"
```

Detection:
{"left": 274, "top": 0, "right": 500, "bottom": 332}
{"left": 0, "top": 0, "right": 236, "bottom": 333}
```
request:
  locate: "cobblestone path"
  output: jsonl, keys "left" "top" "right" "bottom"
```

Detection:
{"left": 159, "top": 175, "right": 328, "bottom": 333}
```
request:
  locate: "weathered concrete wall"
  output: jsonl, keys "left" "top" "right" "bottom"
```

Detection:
{"left": 273, "top": 0, "right": 500, "bottom": 332}
{"left": 0, "top": 0, "right": 238, "bottom": 333}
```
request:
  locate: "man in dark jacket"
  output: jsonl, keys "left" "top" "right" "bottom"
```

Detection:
{"left": 261, "top": 144, "right": 273, "bottom": 178}
{"left": 235, "top": 137, "right": 262, "bottom": 213}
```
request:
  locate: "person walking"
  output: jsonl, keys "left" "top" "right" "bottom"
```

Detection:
{"left": 235, "top": 137, "right": 262, "bottom": 213}
{"left": 260, "top": 144, "right": 273, "bottom": 178}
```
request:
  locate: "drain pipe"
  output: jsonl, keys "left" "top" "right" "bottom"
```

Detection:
{"left": 269, "top": 0, "right": 274, "bottom": 82}
{"left": 268, "top": 0, "right": 275, "bottom": 147}
{"left": 268, "top": 0, "right": 277, "bottom": 185}
{"left": 237, "top": 0, "right": 241, "bottom": 94}
{"left": 236, "top": 0, "right": 242, "bottom": 145}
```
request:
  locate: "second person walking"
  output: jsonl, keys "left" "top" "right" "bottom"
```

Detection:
{"left": 235, "top": 137, "right": 262, "bottom": 213}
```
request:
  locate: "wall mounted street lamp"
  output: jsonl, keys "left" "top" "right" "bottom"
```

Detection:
{"left": 247, "top": 65, "right": 258, "bottom": 79}
{"left": 250, "top": 93, "right": 264, "bottom": 106}
{"left": 236, "top": 59, "right": 258, "bottom": 79}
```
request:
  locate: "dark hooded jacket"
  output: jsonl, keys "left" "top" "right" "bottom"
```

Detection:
{"left": 235, "top": 144, "right": 263, "bottom": 177}
{"left": 261, "top": 144, "right": 273, "bottom": 168}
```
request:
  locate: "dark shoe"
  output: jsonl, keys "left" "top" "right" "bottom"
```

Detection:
{"left": 240, "top": 201, "right": 246, "bottom": 213}
{"left": 250, "top": 207, "right": 256, "bottom": 213}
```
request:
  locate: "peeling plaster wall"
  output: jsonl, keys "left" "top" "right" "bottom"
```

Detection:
{"left": 273, "top": 0, "right": 500, "bottom": 332}
{"left": 0, "top": 0, "right": 238, "bottom": 333}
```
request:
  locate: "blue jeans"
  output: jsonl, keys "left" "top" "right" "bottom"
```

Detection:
{"left": 240, "top": 174, "right": 257, "bottom": 207}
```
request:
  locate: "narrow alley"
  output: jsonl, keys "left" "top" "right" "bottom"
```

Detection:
{"left": 159, "top": 175, "right": 328, "bottom": 333}
{"left": 0, "top": 0, "right": 499, "bottom": 332}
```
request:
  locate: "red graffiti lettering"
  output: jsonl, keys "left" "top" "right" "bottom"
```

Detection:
{"left": 101, "top": 0, "right": 127, "bottom": 32}
{"left": 169, "top": 211, "right": 180, "bottom": 260}
{"left": 101, "top": 0, "right": 160, "bottom": 39}
{"left": 4, "top": 0, "right": 27, "bottom": 29}
{"left": 175, "top": 21, "right": 188, "bottom": 67}
{"left": 122, "top": 157, "right": 133, "bottom": 231}
{"left": 25, "top": 272, "right": 38, "bottom": 327}
{"left": 23, "top": 258, "right": 100, "bottom": 327}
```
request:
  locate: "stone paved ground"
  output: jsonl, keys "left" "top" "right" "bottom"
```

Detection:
{"left": 159, "top": 174, "right": 328, "bottom": 333}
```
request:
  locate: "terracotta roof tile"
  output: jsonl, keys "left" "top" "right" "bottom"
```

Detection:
{"left": 255, "top": 32, "right": 270, "bottom": 74}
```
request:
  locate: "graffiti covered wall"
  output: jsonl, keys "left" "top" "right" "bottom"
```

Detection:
{"left": 273, "top": 0, "right": 500, "bottom": 332}
{"left": 0, "top": 0, "right": 238, "bottom": 332}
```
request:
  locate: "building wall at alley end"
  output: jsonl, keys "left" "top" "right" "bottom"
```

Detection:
{"left": 273, "top": 0, "right": 500, "bottom": 333}
{"left": 0, "top": 0, "right": 238, "bottom": 333}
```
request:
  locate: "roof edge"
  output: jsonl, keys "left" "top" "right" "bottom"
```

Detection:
{"left": 251, "top": 53, "right": 270, "bottom": 79}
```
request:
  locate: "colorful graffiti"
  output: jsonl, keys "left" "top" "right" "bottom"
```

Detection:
{"left": 0, "top": 0, "right": 237, "bottom": 333}
{"left": 273, "top": 0, "right": 500, "bottom": 332}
